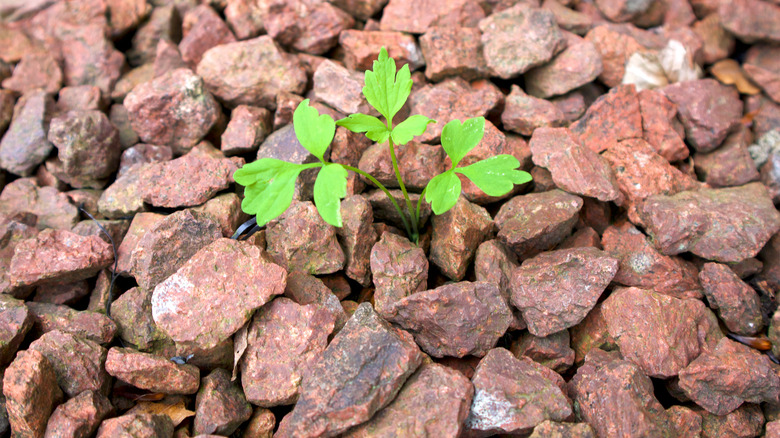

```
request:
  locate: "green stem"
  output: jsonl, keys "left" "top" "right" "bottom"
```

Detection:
{"left": 387, "top": 135, "right": 419, "bottom": 242}
{"left": 341, "top": 164, "right": 414, "bottom": 240}
{"left": 415, "top": 186, "right": 427, "bottom": 227}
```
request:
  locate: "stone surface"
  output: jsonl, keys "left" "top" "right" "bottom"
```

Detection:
{"left": 358, "top": 141, "right": 444, "bottom": 191}
{"left": 744, "top": 44, "right": 780, "bottom": 104}
{"left": 336, "top": 195, "right": 378, "bottom": 286}
{"left": 0, "top": 180, "right": 73, "bottom": 231}
{"left": 699, "top": 263, "right": 763, "bottom": 335}
{"left": 221, "top": 105, "right": 272, "bottom": 156}
{"left": 137, "top": 154, "right": 240, "bottom": 208}
{"left": 678, "top": 337, "right": 780, "bottom": 415}
{"left": 419, "top": 26, "right": 489, "bottom": 81}
{"left": 105, "top": 347, "right": 200, "bottom": 395}
{"left": 179, "top": 5, "right": 236, "bottom": 67}
{"left": 197, "top": 36, "right": 307, "bottom": 109}
{"left": 0, "top": 90, "right": 55, "bottom": 176}
{"left": 524, "top": 33, "right": 602, "bottom": 98}
{"left": 266, "top": 201, "right": 346, "bottom": 275}
{"left": 118, "top": 144, "right": 173, "bottom": 178}
{"left": 718, "top": 0, "right": 780, "bottom": 44}
{"left": 95, "top": 413, "right": 174, "bottom": 438}
{"left": 638, "top": 183, "right": 780, "bottom": 263}
{"left": 265, "top": 0, "right": 354, "bottom": 55}
{"left": 502, "top": 85, "right": 566, "bottom": 136}
{"left": 190, "top": 192, "right": 245, "bottom": 238}
{"left": 0, "top": 295, "right": 32, "bottom": 366}
{"left": 637, "top": 89, "right": 689, "bottom": 162}
{"left": 59, "top": 25, "right": 124, "bottom": 96}
{"left": 370, "top": 231, "right": 429, "bottom": 319}
{"left": 115, "top": 212, "right": 165, "bottom": 275}
{"left": 57, "top": 85, "right": 103, "bottom": 113}
{"left": 474, "top": 239, "right": 525, "bottom": 330}
{"left": 284, "top": 271, "right": 348, "bottom": 331}
{"left": 313, "top": 60, "right": 374, "bottom": 116}
{"left": 111, "top": 286, "right": 170, "bottom": 351}
{"left": 28, "top": 329, "right": 110, "bottom": 397}
{"left": 510, "top": 330, "right": 575, "bottom": 373}
{"left": 692, "top": 14, "right": 734, "bottom": 65}
{"left": 275, "top": 303, "right": 423, "bottom": 438}
{"left": 494, "top": 190, "right": 583, "bottom": 259}
{"left": 479, "top": 4, "right": 565, "bottom": 79}
{"left": 3, "top": 350, "right": 62, "bottom": 438}
{"left": 26, "top": 302, "right": 117, "bottom": 345}
{"left": 241, "top": 297, "right": 335, "bottom": 406}
{"left": 570, "top": 84, "right": 643, "bottom": 154}
{"left": 109, "top": 104, "right": 139, "bottom": 149}
{"left": 464, "top": 348, "right": 572, "bottom": 436}
{"left": 430, "top": 196, "right": 493, "bottom": 280}
{"left": 339, "top": 30, "right": 425, "bottom": 72}
{"left": 152, "top": 238, "right": 286, "bottom": 350}
{"left": 698, "top": 404, "right": 764, "bottom": 438}
{"left": 380, "top": 0, "right": 484, "bottom": 33}
{"left": 194, "top": 368, "right": 252, "bottom": 436}
{"left": 511, "top": 247, "right": 618, "bottom": 337}
{"left": 44, "top": 390, "right": 113, "bottom": 438}
{"left": 584, "top": 23, "right": 665, "bottom": 87}
{"left": 2, "top": 52, "right": 61, "bottom": 94}
{"left": 529, "top": 421, "right": 596, "bottom": 438}
{"left": 343, "top": 363, "right": 474, "bottom": 438}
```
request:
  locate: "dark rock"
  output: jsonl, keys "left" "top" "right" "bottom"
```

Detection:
{"left": 0, "top": 90, "right": 15, "bottom": 136}
{"left": 152, "top": 40, "right": 187, "bottom": 79}
{"left": 558, "top": 226, "right": 601, "bottom": 250}
{"left": 570, "top": 84, "right": 643, "bottom": 154}
{"left": 2, "top": 350, "right": 62, "bottom": 438}
{"left": 179, "top": 5, "right": 236, "bottom": 67}
{"left": 44, "top": 390, "right": 113, "bottom": 438}
{"left": 699, "top": 263, "right": 763, "bottom": 335}
{"left": 26, "top": 302, "right": 117, "bottom": 345}
{"left": 381, "top": 0, "right": 484, "bottom": 33}
{"left": 0, "top": 294, "right": 32, "bottom": 366}
{"left": 370, "top": 231, "right": 428, "bottom": 318}
{"left": 419, "top": 26, "right": 489, "bottom": 81}
{"left": 95, "top": 413, "right": 174, "bottom": 438}
{"left": 194, "top": 368, "right": 252, "bottom": 436}
{"left": 337, "top": 195, "right": 378, "bottom": 286}
{"left": 524, "top": 32, "right": 602, "bottom": 98}
{"left": 105, "top": 347, "right": 200, "bottom": 394}
{"left": 430, "top": 196, "right": 493, "bottom": 280}
{"left": 365, "top": 189, "right": 432, "bottom": 230}
{"left": 0, "top": 90, "right": 55, "bottom": 176}
{"left": 358, "top": 141, "right": 444, "bottom": 191}
{"left": 474, "top": 239, "right": 525, "bottom": 330}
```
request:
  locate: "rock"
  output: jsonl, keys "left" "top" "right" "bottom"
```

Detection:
{"left": 129, "top": 5, "right": 181, "bottom": 65}
{"left": 179, "top": 5, "right": 236, "bottom": 67}
{"left": 136, "top": 154, "right": 239, "bottom": 208}
{"left": 464, "top": 348, "right": 572, "bottom": 436}
{"left": 699, "top": 263, "right": 763, "bottom": 335}
{"left": 48, "top": 110, "right": 121, "bottom": 189}
{"left": 529, "top": 127, "right": 620, "bottom": 202}
{"left": 125, "top": 68, "right": 221, "bottom": 154}
{"left": 638, "top": 183, "right": 780, "bottom": 263}
{"left": 96, "top": 413, "right": 174, "bottom": 438}
{"left": 244, "top": 408, "right": 276, "bottom": 438}
{"left": 570, "top": 303, "right": 617, "bottom": 365}
{"left": 26, "top": 302, "right": 117, "bottom": 345}
{"left": 494, "top": 190, "right": 583, "bottom": 259}
{"left": 284, "top": 272, "right": 348, "bottom": 331}
{"left": 358, "top": 141, "right": 444, "bottom": 191}
{"left": 1, "top": 52, "right": 61, "bottom": 94}
{"left": 364, "top": 189, "right": 432, "bottom": 230}
{"left": 2, "top": 350, "right": 62, "bottom": 438}
{"left": 275, "top": 303, "right": 423, "bottom": 438}
{"left": 584, "top": 23, "right": 665, "bottom": 87}
{"left": 190, "top": 193, "right": 245, "bottom": 238}
{"left": 660, "top": 79, "right": 743, "bottom": 152}
{"left": 637, "top": 89, "right": 689, "bottom": 162}
{"left": 474, "top": 239, "right": 525, "bottom": 330}
{"left": 370, "top": 231, "right": 428, "bottom": 318}
{"left": 221, "top": 105, "right": 272, "bottom": 156}
{"left": 679, "top": 338, "right": 780, "bottom": 415}
{"left": 339, "top": 31, "right": 424, "bottom": 72}
{"left": 130, "top": 209, "right": 222, "bottom": 290}
{"left": 594, "top": 0, "right": 654, "bottom": 22}
{"left": 380, "top": 0, "right": 484, "bottom": 33}
{"left": 60, "top": 25, "right": 124, "bottom": 95}
{"left": 524, "top": 33, "right": 602, "bottom": 98}
{"left": 529, "top": 421, "right": 596, "bottom": 438}
{"left": 105, "top": 347, "right": 200, "bottom": 394}
{"left": 153, "top": 40, "right": 187, "bottom": 79}
{"left": 343, "top": 363, "right": 474, "bottom": 438}
{"left": 264, "top": 0, "right": 354, "bottom": 55}
{"left": 0, "top": 90, "right": 55, "bottom": 176}
{"left": 152, "top": 239, "right": 285, "bottom": 350}
{"left": 692, "top": 14, "right": 734, "bottom": 65}
{"left": 118, "top": 144, "right": 173, "bottom": 177}
{"left": 601, "top": 220, "right": 703, "bottom": 299}
{"left": 0, "top": 23, "right": 40, "bottom": 63}
{"left": 419, "top": 26, "right": 489, "bottom": 81}
{"left": 57, "top": 85, "right": 103, "bottom": 113}
{"left": 744, "top": 44, "right": 780, "bottom": 104}
{"left": 194, "top": 368, "right": 252, "bottom": 436}
{"left": 106, "top": 0, "right": 150, "bottom": 38}
{"left": 197, "top": 36, "right": 306, "bottom": 109}
{"left": 0, "top": 90, "right": 15, "bottom": 136}
{"left": 430, "top": 196, "right": 493, "bottom": 280}
{"left": 558, "top": 226, "right": 601, "bottom": 250}
{"left": 241, "top": 298, "right": 335, "bottom": 406}
{"left": 266, "top": 201, "right": 346, "bottom": 275}
{"left": 511, "top": 247, "right": 618, "bottom": 337}
{"left": 570, "top": 84, "right": 643, "bottom": 154}
{"left": 479, "top": 4, "right": 565, "bottom": 79}
{"left": 762, "top": 152, "right": 780, "bottom": 203}
{"left": 542, "top": 0, "right": 593, "bottom": 35}
{"left": 698, "top": 404, "right": 764, "bottom": 438}
{"left": 718, "top": 0, "right": 780, "bottom": 44}
{"left": 111, "top": 286, "right": 170, "bottom": 351}
{"left": 0, "top": 295, "right": 32, "bottom": 366}
{"left": 602, "top": 288, "right": 710, "bottom": 378}
{"left": 336, "top": 195, "right": 378, "bottom": 286}
{"left": 44, "top": 390, "right": 113, "bottom": 438}
{"left": 0, "top": 179, "right": 78, "bottom": 230}
{"left": 109, "top": 104, "right": 139, "bottom": 149}
{"left": 313, "top": 60, "right": 374, "bottom": 116}
{"left": 502, "top": 85, "right": 566, "bottom": 136}
{"left": 115, "top": 212, "right": 165, "bottom": 275}
{"left": 510, "top": 330, "right": 575, "bottom": 373}
{"left": 28, "top": 329, "right": 109, "bottom": 398}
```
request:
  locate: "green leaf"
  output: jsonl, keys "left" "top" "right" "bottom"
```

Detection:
{"left": 362, "top": 47, "right": 413, "bottom": 123}
{"left": 293, "top": 99, "right": 335, "bottom": 162}
{"left": 424, "top": 170, "right": 461, "bottom": 215}
{"left": 235, "top": 159, "right": 309, "bottom": 226}
{"left": 336, "top": 114, "right": 390, "bottom": 143}
{"left": 313, "top": 163, "right": 348, "bottom": 227}
{"left": 455, "top": 154, "right": 532, "bottom": 197}
{"left": 391, "top": 115, "right": 436, "bottom": 145}
{"left": 441, "top": 117, "right": 485, "bottom": 167}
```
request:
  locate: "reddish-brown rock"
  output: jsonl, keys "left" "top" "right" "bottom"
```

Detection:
{"left": 114, "top": 212, "right": 165, "bottom": 275}
{"left": 474, "top": 239, "right": 525, "bottom": 330}
{"left": 511, "top": 247, "right": 618, "bottom": 337}
{"left": 118, "top": 144, "right": 173, "bottom": 178}
{"left": 243, "top": 408, "right": 276, "bottom": 438}
{"left": 337, "top": 195, "right": 378, "bottom": 286}
{"left": 370, "top": 231, "right": 428, "bottom": 318}
{"left": 60, "top": 25, "right": 124, "bottom": 96}
{"left": 464, "top": 348, "right": 572, "bottom": 436}
{"left": 524, "top": 33, "right": 602, "bottom": 98}
{"left": 699, "top": 263, "right": 763, "bottom": 335}
{"left": 529, "top": 421, "right": 596, "bottom": 438}
{"left": 3, "top": 350, "right": 62, "bottom": 438}
{"left": 502, "top": 85, "right": 566, "bottom": 136}
{"left": 692, "top": 14, "right": 734, "bottom": 65}
{"left": 57, "top": 85, "right": 103, "bottom": 113}
{"left": 0, "top": 180, "right": 75, "bottom": 230}
{"left": 570, "top": 84, "right": 643, "bottom": 154}
{"left": 137, "top": 154, "right": 240, "bottom": 208}
{"left": 194, "top": 368, "right": 252, "bottom": 436}
{"left": 358, "top": 141, "right": 444, "bottom": 191}
{"left": 266, "top": 0, "right": 354, "bottom": 55}
{"left": 241, "top": 298, "right": 335, "bottom": 406}
{"left": 343, "top": 363, "right": 474, "bottom": 438}
{"left": 510, "top": 330, "right": 575, "bottom": 373}
{"left": 570, "top": 302, "right": 617, "bottom": 365}
{"left": 718, "top": 0, "right": 780, "bottom": 44}
{"left": 0, "top": 90, "right": 55, "bottom": 176}
{"left": 44, "top": 390, "right": 113, "bottom": 438}
{"left": 380, "top": 0, "right": 484, "bottom": 33}
{"left": 152, "top": 238, "right": 286, "bottom": 350}
{"left": 339, "top": 30, "right": 425, "bottom": 72}
{"left": 494, "top": 190, "right": 583, "bottom": 259}
{"left": 638, "top": 183, "right": 780, "bottom": 263}
{"left": 190, "top": 193, "right": 245, "bottom": 238}
{"left": 637, "top": 89, "right": 689, "bottom": 162}
{"left": 105, "top": 347, "right": 200, "bottom": 394}
{"left": 285, "top": 272, "right": 348, "bottom": 332}
{"left": 111, "top": 286, "right": 170, "bottom": 351}
{"left": 429, "top": 196, "right": 492, "bottom": 280}
{"left": 0, "top": 295, "right": 32, "bottom": 366}
{"left": 179, "top": 5, "right": 236, "bottom": 67}
{"left": 275, "top": 303, "right": 423, "bottom": 438}
{"left": 26, "top": 302, "right": 117, "bottom": 345}
{"left": 197, "top": 36, "right": 307, "bottom": 109}
{"left": 584, "top": 23, "right": 665, "bottom": 87}
{"left": 698, "top": 404, "right": 764, "bottom": 438}
{"left": 679, "top": 338, "right": 780, "bottom": 415}
{"left": 129, "top": 5, "right": 180, "bottom": 66}
{"left": 313, "top": 60, "right": 374, "bottom": 116}
{"left": 744, "top": 44, "right": 780, "bottom": 104}
{"left": 419, "top": 26, "right": 489, "bottom": 81}
{"left": 29, "top": 330, "right": 110, "bottom": 397}
{"left": 95, "top": 413, "right": 174, "bottom": 438}
{"left": 221, "top": 105, "right": 272, "bottom": 156}
{"left": 2, "top": 52, "right": 61, "bottom": 94}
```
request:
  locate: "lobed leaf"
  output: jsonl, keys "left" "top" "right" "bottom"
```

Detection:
{"left": 313, "top": 163, "right": 348, "bottom": 227}
{"left": 234, "top": 158, "right": 309, "bottom": 226}
{"left": 441, "top": 117, "right": 485, "bottom": 167}
{"left": 293, "top": 99, "right": 335, "bottom": 162}
{"left": 362, "top": 47, "right": 413, "bottom": 123}
{"left": 424, "top": 170, "right": 461, "bottom": 215}
{"left": 336, "top": 113, "right": 390, "bottom": 143}
{"left": 455, "top": 154, "right": 532, "bottom": 196}
{"left": 391, "top": 114, "right": 436, "bottom": 145}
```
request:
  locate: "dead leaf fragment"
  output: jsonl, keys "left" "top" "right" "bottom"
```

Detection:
{"left": 710, "top": 59, "right": 761, "bottom": 95}
{"left": 623, "top": 40, "right": 703, "bottom": 91}
{"left": 126, "top": 397, "right": 195, "bottom": 427}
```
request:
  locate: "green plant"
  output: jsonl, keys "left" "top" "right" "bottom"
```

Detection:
{"left": 233, "top": 48, "right": 532, "bottom": 244}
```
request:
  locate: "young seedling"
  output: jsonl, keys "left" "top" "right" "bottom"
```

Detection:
{"left": 233, "top": 48, "right": 532, "bottom": 244}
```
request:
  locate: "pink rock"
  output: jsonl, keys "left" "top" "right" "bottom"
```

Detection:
{"left": 265, "top": 0, "right": 354, "bottom": 55}
{"left": 105, "top": 0, "right": 150, "bottom": 38}
{"left": 339, "top": 30, "right": 425, "bottom": 72}
{"left": 430, "top": 196, "right": 493, "bottom": 280}
{"left": 313, "top": 60, "right": 374, "bottom": 115}
{"left": 718, "top": 0, "right": 780, "bottom": 43}
{"left": 2, "top": 350, "right": 63, "bottom": 438}
{"left": 524, "top": 32, "right": 602, "bottom": 98}
{"left": 26, "top": 302, "right": 117, "bottom": 345}
{"left": 1, "top": 52, "right": 61, "bottom": 94}
{"left": 28, "top": 329, "right": 110, "bottom": 397}
{"left": 57, "top": 85, "right": 103, "bottom": 113}
{"left": 570, "top": 84, "right": 643, "bottom": 154}
{"left": 744, "top": 44, "right": 780, "bottom": 104}
{"left": 637, "top": 89, "right": 689, "bottom": 162}
{"left": 699, "top": 263, "right": 763, "bottom": 335}
{"left": 694, "top": 129, "right": 760, "bottom": 187}
{"left": 128, "top": 5, "right": 179, "bottom": 66}
{"left": 381, "top": 0, "right": 484, "bottom": 33}
{"left": 115, "top": 212, "right": 165, "bottom": 275}
{"left": 60, "top": 25, "right": 124, "bottom": 95}
{"left": 584, "top": 23, "right": 665, "bottom": 87}
{"left": 510, "top": 330, "right": 575, "bottom": 373}
{"left": 370, "top": 231, "right": 428, "bottom": 318}
{"left": 221, "top": 105, "right": 272, "bottom": 156}
{"left": 153, "top": 40, "right": 187, "bottom": 79}
{"left": 0, "top": 294, "right": 32, "bottom": 366}
{"left": 105, "top": 347, "right": 200, "bottom": 394}
{"left": 118, "top": 144, "right": 173, "bottom": 178}
{"left": 358, "top": 141, "right": 444, "bottom": 191}
{"left": 179, "top": 5, "right": 236, "bottom": 67}
{"left": 697, "top": 404, "right": 764, "bottom": 438}
{"left": 336, "top": 195, "right": 378, "bottom": 286}
{"left": 594, "top": 0, "right": 654, "bottom": 22}
{"left": 190, "top": 193, "right": 246, "bottom": 238}
{"left": 0, "top": 90, "right": 55, "bottom": 176}
{"left": 502, "top": 85, "right": 566, "bottom": 136}
{"left": 419, "top": 26, "right": 489, "bottom": 81}
{"left": 96, "top": 413, "right": 174, "bottom": 438}
{"left": 137, "top": 154, "right": 240, "bottom": 208}
{"left": 284, "top": 272, "right": 348, "bottom": 331}
{"left": 44, "top": 390, "right": 113, "bottom": 438}
{"left": 194, "top": 368, "right": 253, "bottom": 436}
{"left": 474, "top": 239, "right": 525, "bottom": 330}
{"left": 0, "top": 178, "right": 78, "bottom": 230}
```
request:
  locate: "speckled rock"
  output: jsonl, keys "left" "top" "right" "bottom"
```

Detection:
{"left": 419, "top": 26, "right": 489, "bottom": 81}
{"left": 197, "top": 36, "right": 306, "bottom": 109}
{"left": 3, "top": 350, "right": 62, "bottom": 438}
{"left": 637, "top": 89, "right": 689, "bottom": 162}
{"left": 266, "top": 201, "right": 346, "bottom": 275}
{"left": 430, "top": 196, "right": 493, "bottom": 280}
{"left": 152, "top": 238, "right": 286, "bottom": 350}
{"left": 59, "top": 25, "right": 124, "bottom": 95}
{"left": 2, "top": 52, "right": 61, "bottom": 94}
{"left": 343, "top": 363, "right": 474, "bottom": 438}
{"left": 0, "top": 179, "right": 80, "bottom": 231}
{"left": 358, "top": 141, "right": 444, "bottom": 191}
{"left": 699, "top": 263, "right": 763, "bottom": 335}
{"left": 678, "top": 337, "right": 780, "bottom": 415}
{"left": 0, "top": 90, "right": 55, "bottom": 176}
{"left": 511, "top": 247, "right": 618, "bottom": 337}
{"left": 243, "top": 408, "right": 276, "bottom": 438}
{"left": 179, "top": 5, "right": 236, "bottom": 67}
{"left": 524, "top": 33, "right": 602, "bottom": 98}
{"left": 190, "top": 192, "right": 245, "bottom": 238}
{"left": 241, "top": 297, "right": 335, "bottom": 406}
{"left": 194, "top": 368, "right": 252, "bottom": 436}
{"left": 336, "top": 195, "right": 378, "bottom": 286}
{"left": 124, "top": 68, "right": 220, "bottom": 154}
{"left": 494, "top": 190, "right": 583, "bottom": 259}
{"left": 464, "top": 348, "right": 572, "bottom": 436}
{"left": 697, "top": 132, "right": 761, "bottom": 189}
{"left": 479, "top": 4, "right": 565, "bottom": 79}
{"left": 105, "top": 347, "right": 200, "bottom": 395}
{"left": 474, "top": 239, "right": 525, "bottom": 330}
{"left": 569, "top": 302, "right": 618, "bottom": 365}
{"left": 698, "top": 404, "right": 764, "bottom": 438}
{"left": 718, "top": 0, "right": 780, "bottom": 44}
{"left": 221, "top": 105, "right": 272, "bottom": 156}
{"left": 56, "top": 85, "right": 103, "bottom": 113}
{"left": 570, "top": 84, "right": 643, "bottom": 154}
{"left": 510, "top": 330, "right": 575, "bottom": 373}
{"left": 114, "top": 212, "right": 165, "bottom": 275}
{"left": 97, "top": 164, "right": 148, "bottom": 219}
{"left": 692, "top": 14, "right": 734, "bottom": 65}
{"left": 95, "top": 413, "right": 174, "bottom": 438}
{"left": 111, "top": 286, "right": 170, "bottom": 351}
{"left": 26, "top": 302, "right": 117, "bottom": 345}
{"left": 584, "top": 23, "right": 665, "bottom": 87}
{"left": 0, "top": 295, "right": 32, "bottom": 366}
{"left": 602, "top": 220, "right": 703, "bottom": 299}
{"left": 28, "top": 329, "right": 109, "bottom": 398}
{"left": 313, "top": 60, "right": 374, "bottom": 116}
{"left": 380, "top": 0, "right": 484, "bottom": 33}
{"left": 638, "top": 183, "right": 780, "bottom": 263}
{"left": 44, "top": 390, "right": 113, "bottom": 438}
{"left": 744, "top": 45, "right": 780, "bottom": 103}
{"left": 130, "top": 209, "right": 222, "bottom": 290}
{"left": 118, "top": 144, "right": 172, "bottom": 177}
{"left": 502, "top": 85, "right": 566, "bottom": 136}
{"left": 284, "top": 272, "right": 348, "bottom": 331}
{"left": 266, "top": 0, "right": 354, "bottom": 55}
{"left": 370, "top": 232, "right": 428, "bottom": 319}
{"left": 275, "top": 303, "right": 423, "bottom": 438}
{"left": 339, "top": 30, "right": 424, "bottom": 72}
{"left": 529, "top": 421, "right": 596, "bottom": 438}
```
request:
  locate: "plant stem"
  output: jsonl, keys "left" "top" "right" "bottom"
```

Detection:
{"left": 387, "top": 134, "right": 419, "bottom": 242}
{"left": 415, "top": 186, "right": 427, "bottom": 227}
{"left": 341, "top": 164, "right": 414, "bottom": 240}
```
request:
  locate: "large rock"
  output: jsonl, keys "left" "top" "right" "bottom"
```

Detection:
{"left": 419, "top": 26, "right": 489, "bottom": 81}
{"left": 0, "top": 179, "right": 79, "bottom": 231}
{"left": 265, "top": 0, "right": 354, "bottom": 55}
{"left": 638, "top": 89, "right": 689, "bottom": 162}
{"left": 194, "top": 368, "right": 253, "bottom": 436}
{"left": 2, "top": 350, "right": 63, "bottom": 438}
{"left": 336, "top": 195, "right": 378, "bottom": 286}
{"left": 28, "top": 329, "right": 110, "bottom": 397}
{"left": 380, "top": 0, "right": 484, "bottom": 33}
{"left": 59, "top": 25, "right": 124, "bottom": 95}
{"left": 370, "top": 231, "right": 428, "bottom": 319}
{"left": 152, "top": 238, "right": 286, "bottom": 350}
{"left": 44, "top": 390, "right": 112, "bottom": 438}
{"left": 105, "top": 347, "right": 200, "bottom": 395}
{"left": 179, "top": 5, "right": 237, "bottom": 67}
{"left": 718, "top": 0, "right": 780, "bottom": 44}
{"left": 0, "top": 295, "right": 32, "bottom": 366}
{"left": 0, "top": 90, "right": 55, "bottom": 176}
{"left": 699, "top": 263, "right": 763, "bottom": 335}
{"left": 430, "top": 196, "right": 493, "bottom": 280}
{"left": 501, "top": 85, "right": 566, "bottom": 136}
{"left": 26, "top": 302, "right": 117, "bottom": 345}
{"left": 570, "top": 84, "right": 643, "bottom": 154}
{"left": 524, "top": 32, "right": 603, "bottom": 98}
